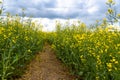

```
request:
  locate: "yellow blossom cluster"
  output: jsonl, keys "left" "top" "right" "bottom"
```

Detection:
{"left": 0, "top": 15, "right": 44, "bottom": 80}
{"left": 53, "top": 24, "right": 120, "bottom": 80}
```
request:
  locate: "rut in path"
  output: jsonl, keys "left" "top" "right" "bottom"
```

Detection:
{"left": 17, "top": 44, "right": 76, "bottom": 80}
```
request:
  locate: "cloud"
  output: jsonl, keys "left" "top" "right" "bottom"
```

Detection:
{"left": 87, "top": 6, "right": 98, "bottom": 14}
{"left": 2, "top": 0, "right": 119, "bottom": 25}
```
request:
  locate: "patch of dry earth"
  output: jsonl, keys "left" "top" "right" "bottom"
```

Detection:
{"left": 17, "top": 44, "right": 76, "bottom": 80}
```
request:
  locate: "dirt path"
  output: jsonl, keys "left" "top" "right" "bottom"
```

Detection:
{"left": 17, "top": 44, "right": 76, "bottom": 80}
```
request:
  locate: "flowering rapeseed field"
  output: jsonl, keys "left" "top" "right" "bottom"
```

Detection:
{"left": 0, "top": 13, "right": 120, "bottom": 80}
{"left": 0, "top": 0, "right": 120, "bottom": 79}
{"left": 0, "top": 15, "right": 44, "bottom": 80}
{"left": 51, "top": 22, "right": 120, "bottom": 80}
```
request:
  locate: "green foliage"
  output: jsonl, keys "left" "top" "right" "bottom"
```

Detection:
{"left": 50, "top": 23, "right": 120, "bottom": 80}
{"left": 0, "top": 0, "right": 120, "bottom": 80}
{"left": 0, "top": 15, "right": 44, "bottom": 80}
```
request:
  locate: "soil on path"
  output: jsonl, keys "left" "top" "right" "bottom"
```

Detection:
{"left": 17, "top": 44, "right": 76, "bottom": 80}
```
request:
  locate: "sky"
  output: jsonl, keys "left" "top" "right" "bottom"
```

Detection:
{"left": 1, "top": 0, "right": 120, "bottom": 31}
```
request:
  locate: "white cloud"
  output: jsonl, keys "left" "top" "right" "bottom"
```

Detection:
{"left": 56, "top": 0, "right": 75, "bottom": 8}
{"left": 87, "top": 6, "right": 98, "bottom": 14}
{"left": 3, "top": 0, "right": 120, "bottom": 26}
{"left": 31, "top": 17, "right": 83, "bottom": 32}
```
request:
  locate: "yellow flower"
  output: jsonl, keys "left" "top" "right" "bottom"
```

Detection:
{"left": 105, "top": 27, "right": 109, "bottom": 31}
{"left": 4, "top": 35, "right": 8, "bottom": 39}
{"left": 105, "top": 49, "right": 107, "bottom": 52}
{"left": 96, "top": 76, "right": 99, "bottom": 80}
{"left": 106, "top": 63, "right": 112, "bottom": 68}
{"left": 117, "top": 14, "right": 120, "bottom": 17}
{"left": 115, "top": 61, "right": 118, "bottom": 64}
{"left": 111, "top": 58, "right": 116, "bottom": 62}
{"left": 118, "top": 52, "right": 120, "bottom": 54}
{"left": 12, "top": 39, "right": 16, "bottom": 43}
{"left": 107, "top": 0, "right": 115, "bottom": 4}
{"left": 80, "top": 23, "right": 86, "bottom": 28}
{"left": 25, "top": 36, "right": 29, "bottom": 41}
{"left": 27, "top": 49, "right": 32, "bottom": 53}
{"left": 80, "top": 55, "right": 83, "bottom": 59}
{"left": 108, "top": 69, "right": 112, "bottom": 71}
{"left": 114, "top": 67, "right": 117, "bottom": 70}
{"left": 91, "top": 53, "right": 95, "bottom": 56}
{"left": 117, "top": 44, "right": 120, "bottom": 47}
{"left": 108, "top": 0, "right": 113, "bottom": 3}
{"left": 51, "top": 44, "right": 56, "bottom": 49}
{"left": 0, "top": 27, "right": 5, "bottom": 34}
